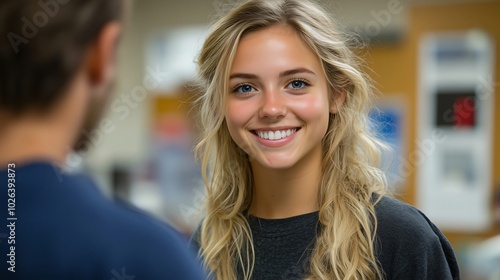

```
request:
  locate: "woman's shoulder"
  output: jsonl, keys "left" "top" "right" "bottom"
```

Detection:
{"left": 373, "top": 195, "right": 460, "bottom": 279}
{"left": 374, "top": 195, "right": 442, "bottom": 242}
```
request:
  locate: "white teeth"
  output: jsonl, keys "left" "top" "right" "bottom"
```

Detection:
{"left": 255, "top": 129, "right": 297, "bottom": 140}
{"left": 269, "top": 131, "right": 275, "bottom": 140}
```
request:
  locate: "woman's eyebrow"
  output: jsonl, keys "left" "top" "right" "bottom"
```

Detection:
{"left": 229, "top": 68, "right": 316, "bottom": 80}
{"left": 229, "top": 73, "right": 258, "bottom": 80}
{"left": 279, "top": 67, "right": 316, "bottom": 77}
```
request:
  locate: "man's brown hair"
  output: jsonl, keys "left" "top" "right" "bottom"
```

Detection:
{"left": 0, "top": 0, "right": 124, "bottom": 114}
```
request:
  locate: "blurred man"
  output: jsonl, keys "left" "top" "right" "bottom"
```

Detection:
{"left": 0, "top": 0, "right": 206, "bottom": 279}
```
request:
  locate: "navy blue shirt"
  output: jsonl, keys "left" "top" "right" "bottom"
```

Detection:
{"left": 0, "top": 161, "right": 206, "bottom": 279}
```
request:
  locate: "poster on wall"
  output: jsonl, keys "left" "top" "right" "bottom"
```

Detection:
{"left": 416, "top": 31, "right": 494, "bottom": 232}
{"left": 369, "top": 99, "right": 405, "bottom": 191}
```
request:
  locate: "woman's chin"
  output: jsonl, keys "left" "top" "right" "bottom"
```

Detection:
{"left": 253, "top": 156, "right": 298, "bottom": 171}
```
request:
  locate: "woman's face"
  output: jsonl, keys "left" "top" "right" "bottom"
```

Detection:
{"left": 225, "top": 24, "right": 335, "bottom": 170}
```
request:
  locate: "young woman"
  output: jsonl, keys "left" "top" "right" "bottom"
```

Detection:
{"left": 192, "top": 0, "right": 460, "bottom": 279}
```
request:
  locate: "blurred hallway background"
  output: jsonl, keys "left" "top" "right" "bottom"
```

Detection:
{"left": 73, "top": 1, "right": 500, "bottom": 278}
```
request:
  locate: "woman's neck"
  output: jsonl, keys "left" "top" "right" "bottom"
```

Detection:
{"left": 248, "top": 145, "right": 322, "bottom": 219}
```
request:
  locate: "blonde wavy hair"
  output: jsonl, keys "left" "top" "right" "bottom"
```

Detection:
{"left": 194, "top": 0, "right": 387, "bottom": 279}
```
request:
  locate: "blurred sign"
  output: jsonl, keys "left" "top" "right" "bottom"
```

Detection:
{"left": 369, "top": 101, "right": 405, "bottom": 190}
{"left": 417, "top": 30, "right": 494, "bottom": 232}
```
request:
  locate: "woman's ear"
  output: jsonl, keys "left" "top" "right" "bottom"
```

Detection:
{"left": 329, "top": 90, "right": 346, "bottom": 114}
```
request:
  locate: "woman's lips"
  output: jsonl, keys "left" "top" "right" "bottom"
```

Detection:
{"left": 251, "top": 127, "right": 300, "bottom": 147}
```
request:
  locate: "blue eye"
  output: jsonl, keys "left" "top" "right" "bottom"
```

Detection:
{"left": 287, "top": 79, "right": 309, "bottom": 90}
{"left": 233, "top": 84, "right": 256, "bottom": 94}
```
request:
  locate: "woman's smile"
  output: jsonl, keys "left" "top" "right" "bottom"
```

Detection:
{"left": 251, "top": 127, "right": 301, "bottom": 148}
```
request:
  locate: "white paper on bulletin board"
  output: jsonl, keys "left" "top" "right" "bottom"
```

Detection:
{"left": 145, "top": 26, "right": 208, "bottom": 93}
{"left": 416, "top": 31, "right": 494, "bottom": 232}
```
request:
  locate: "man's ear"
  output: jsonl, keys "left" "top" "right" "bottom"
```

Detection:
{"left": 329, "top": 90, "right": 346, "bottom": 114}
{"left": 86, "top": 22, "right": 121, "bottom": 85}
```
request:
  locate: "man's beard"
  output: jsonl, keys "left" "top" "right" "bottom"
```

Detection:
{"left": 73, "top": 81, "right": 114, "bottom": 153}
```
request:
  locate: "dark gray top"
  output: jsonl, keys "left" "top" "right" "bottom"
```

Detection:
{"left": 192, "top": 196, "right": 460, "bottom": 279}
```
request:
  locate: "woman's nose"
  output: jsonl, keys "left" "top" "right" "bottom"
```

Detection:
{"left": 258, "top": 89, "right": 287, "bottom": 120}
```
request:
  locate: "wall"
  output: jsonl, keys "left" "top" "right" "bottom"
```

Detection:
{"left": 363, "top": 1, "right": 500, "bottom": 245}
